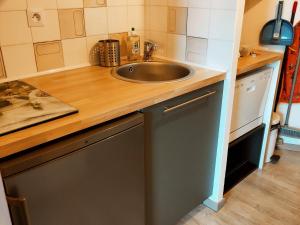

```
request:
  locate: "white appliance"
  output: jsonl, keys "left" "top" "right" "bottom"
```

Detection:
{"left": 230, "top": 67, "right": 273, "bottom": 142}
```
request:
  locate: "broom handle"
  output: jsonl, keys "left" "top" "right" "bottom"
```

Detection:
{"left": 291, "top": 1, "right": 298, "bottom": 25}
{"left": 274, "top": 1, "right": 298, "bottom": 111}
{"left": 274, "top": 1, "right": 284, "bottom": 40}
{"left": 285, "top": 46, "right": 300, "bottom": 126}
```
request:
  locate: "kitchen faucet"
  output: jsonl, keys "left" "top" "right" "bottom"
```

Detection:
{"left": 143, "top": 41, "right": 158, "bottom": 61}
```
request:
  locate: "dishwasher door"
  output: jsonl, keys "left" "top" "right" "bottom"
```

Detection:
{"left": 2, "top": 114, "right": 145, "bottom": 225}
{"left": 230, "top": 68, "right": 272, "bottom": 141}
{"left": 144, "top": 82, "right": 223, "bottom": 225}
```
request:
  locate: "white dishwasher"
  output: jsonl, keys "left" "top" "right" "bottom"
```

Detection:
{"left": 230, "top": 67, "right": 273, "bottom": 142}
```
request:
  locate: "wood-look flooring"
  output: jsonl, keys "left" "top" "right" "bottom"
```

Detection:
{"left": 182, "top": 149, "right": 300, "bottom": 225}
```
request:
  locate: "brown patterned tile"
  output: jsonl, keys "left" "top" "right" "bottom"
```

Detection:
{"left": 0, "top": 48, "right": 6, "bottom": 79}
{"left": 168, "top": 7, "right": 187, "bottom": 35}
{"left": 34, "top": 41, "right": 64, "bottom": 72}
{"left": 109, "top": 32, "right": 128, "bottom": 57}
{"left": 58, "top": 9, "right": 86, "bottom": 40}
{"left": 84, "top": 0, "right": 106, "bottom": 7}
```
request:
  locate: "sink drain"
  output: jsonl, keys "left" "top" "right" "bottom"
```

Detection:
{"left": 128, "top": 66, "right": 134, "bottom": 73}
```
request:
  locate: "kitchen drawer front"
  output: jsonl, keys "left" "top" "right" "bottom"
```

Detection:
{"left": 0, "top": 113, "right": 143, "bottom": 178}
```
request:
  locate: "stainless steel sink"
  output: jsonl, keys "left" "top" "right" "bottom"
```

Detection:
{"left": 111, "top": 61, "right": 193, "bottom": 83}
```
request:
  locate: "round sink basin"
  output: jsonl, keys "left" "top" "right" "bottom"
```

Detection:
{"left": 111, "top": 61, "right": 193, "bottom": 83}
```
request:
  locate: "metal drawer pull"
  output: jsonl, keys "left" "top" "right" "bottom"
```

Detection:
{"left": 7, "top": 196, "right": 32, "bottom": 225}
{"left": 163, "top": 91, "right": 216, "bottom": 113}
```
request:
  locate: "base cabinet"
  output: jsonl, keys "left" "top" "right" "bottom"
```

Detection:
{"left": 143, "top": 82, "right": 223, "bottom": 225}
{"left": 1, "top": 113, "right": 145, "bottom": 225}
{"left": 0, "top": 81, "right": 224, "bottom": 225}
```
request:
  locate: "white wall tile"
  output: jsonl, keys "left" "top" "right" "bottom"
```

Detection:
{"left": 86, "top": 34, "right": 108, "bottom": 65}
{"left": 188, "top": 0, "right": 210, "bottom": 8}
{"left": 187, "top": 8, "right": 210, "bottom": 38}
{"left": 57, "top": 0, "right": 83, "bottom": 9}
{"left": 84, "top": 0, "right": 106, "bottom": 7}
{"left": 31, "top": 10, "right": 61, "bottom": 43}
{"left": 85, "top": 7, "right": 108, "bottom": 36}
{"left": 150, "top": 6, "right": 167, "bottom": 32}
{"left": 187, "top": 52, "right": 206, "bottom": 64}
{"left": 2, "top": 44, "right": 37, "bottom": 78}
{"left": 207, "top": 39, "right": 234, "bottom": 70}
{"left": 209, "top": 9, "right": 236, "bottom": 41}
{"left": 0, "top": 11, "right": 32, "bottom": 46}
{"left": 128, "top": 0, "right": 144, "bottom": 5}
{"left": 27, "top": 0, "right": 58, "bottom": 10}
{"left": 186, "top": 37, "right": 207, "bottom": 54}
{"left": 128, "top": 6, "right": 144, "bottom": 31}
{"left": 168, "top": 7, "right": 187, "bottom": 35}
{"left": 167, "top": 0, "right": 188, "bottom": 7}
{"left": 0, "top": 0, "right": 27, "bottom": 11}
{"left": 150, "top": 0, "right": 167, "bottom": 6}
{"left": 186, "top": 37, "right": 207, "bottom": 64}
{"left": 211, "top": 0, "right": 236, "bottom": 10}
{"left": 149, "top": 31, "right": 167, "bottom": 56}
{"left": 166, "top": 34, "right": 186, "bottom": 61}
{"left": 107, "top": 0, "right": 127, "bottom": 6}
{"left": 144, "top": 5, "right": 151, "bottom": 31}
{"left": 62, "top": 38, "right": 88, "bottom": 66}
{"left": 107, "top": 6, "right": 128, "bottom": 33}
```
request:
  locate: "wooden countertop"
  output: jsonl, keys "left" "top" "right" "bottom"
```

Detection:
{"left": 0, "top": 64, "right": 225, "bottom": 158}
{"left": 237, "top": 50, "right": 283, "bottom": 76}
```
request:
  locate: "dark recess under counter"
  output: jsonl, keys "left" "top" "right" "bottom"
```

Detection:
{"left": 224, "top": 124, "right": 265, "bottom": 193}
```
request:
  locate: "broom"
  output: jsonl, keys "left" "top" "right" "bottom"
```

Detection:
{"left": 279, "top": 42, "right": 300, "bottom": 138}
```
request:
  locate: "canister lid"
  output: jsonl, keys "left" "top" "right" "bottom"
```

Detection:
{"left": 271, "top": 112, "right": 281, "bottom": 125}
{"left": 98, "top": 39, "right": 119, "bottom": 44}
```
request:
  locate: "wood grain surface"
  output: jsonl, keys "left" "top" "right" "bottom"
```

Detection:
{"left": 181, "top": 149, "right": 300, "bottom": 225}
{"left": 0, "top": 64, "right": 225, "bottom": 158}
{"left": 237, "top": 50, "right": 283, "bottom": 76}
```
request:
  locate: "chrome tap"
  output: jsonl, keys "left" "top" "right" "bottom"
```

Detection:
{"left": 143, "top": 41, "right": 158, "bottom": 61}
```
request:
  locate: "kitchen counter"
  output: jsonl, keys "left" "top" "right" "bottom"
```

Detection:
{"left": 0, "top": 64, "right": 225, "bottom": 158}
{"left": 237, "top": 50, "right": 283, "bottom": 76}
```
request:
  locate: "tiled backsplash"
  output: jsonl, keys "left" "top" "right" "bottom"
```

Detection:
{"left": 0, "top": 0, "right": 237, "bottom": 80}
{"left": 145, "top": 0, "right": 237, "bottom": 70}
{"left": 0, "top": 0, "right": 144, "bottom": 79}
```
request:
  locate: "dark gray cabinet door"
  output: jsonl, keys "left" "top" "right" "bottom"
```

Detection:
{"left": 144, "top": 82, "right": 223, "bottom": 225}
{"left": 4, "top": 121, "right": 145, "bottom": 225}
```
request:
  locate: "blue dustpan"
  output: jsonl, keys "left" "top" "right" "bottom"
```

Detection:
{"left": 260, "top": 1, "right": 294, "bottom": 46}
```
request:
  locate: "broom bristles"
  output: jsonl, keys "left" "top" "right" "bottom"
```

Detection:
{"left": 279, "top": 126, "right": 300, "bottom": 138}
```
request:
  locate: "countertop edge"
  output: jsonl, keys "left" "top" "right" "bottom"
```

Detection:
{"left": 237, "top": 50, "right": 283, "bottom": 76}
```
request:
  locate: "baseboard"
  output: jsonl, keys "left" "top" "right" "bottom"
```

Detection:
{"left": 203, "top": 197, "right": 226, "bottom": 212}
{"left": 279, "top": 135, "right": 300, "bottom": 148}
{"left": 277, "top": 143, "right": 300, "bottom": 152}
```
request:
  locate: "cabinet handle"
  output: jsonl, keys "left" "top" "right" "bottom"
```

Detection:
{"left": 6, "top": 196, "right": 32, "bottom": 225}
{"left": 163, "top": 91, "right": 216, "bottom": 113}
